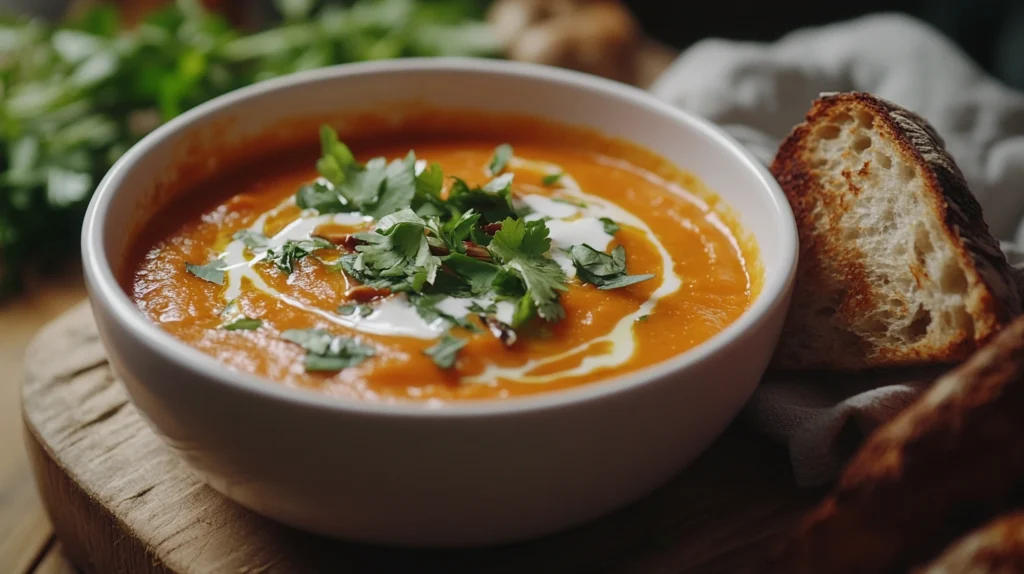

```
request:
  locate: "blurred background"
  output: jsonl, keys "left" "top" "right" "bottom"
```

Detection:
{"left": 1, "top": 0, "right": 1022, "bottom": 300}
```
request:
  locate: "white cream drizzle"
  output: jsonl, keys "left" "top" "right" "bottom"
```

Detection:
{"left": 216, "top": 155, "right": 683, "bottom": 384}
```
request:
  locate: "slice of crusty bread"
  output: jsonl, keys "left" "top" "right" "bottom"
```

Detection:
{"left": 758, "top": 313, "right": 1024, "bottom": 573}
{"left": 771, "top": 92, "right": 1021, "bottom": 370}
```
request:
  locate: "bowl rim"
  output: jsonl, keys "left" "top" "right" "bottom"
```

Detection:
{"left": 82, "top": 57, "right": 798, "bottom": 418}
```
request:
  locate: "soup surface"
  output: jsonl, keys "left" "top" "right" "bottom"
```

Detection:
{"left": 128, "top": 113, "right": 757, "bottom": 402}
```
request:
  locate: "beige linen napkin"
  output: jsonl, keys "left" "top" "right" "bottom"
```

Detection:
{"left": 651, "top": 14, "right": 1024, "bottom": 486}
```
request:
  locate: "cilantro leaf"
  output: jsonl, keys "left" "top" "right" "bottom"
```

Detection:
{"left": 316, "top": 125, "right": 357, "bottom": 184}
{"left": 423, "top": 331, "right": 468, "bottom": 369}
{"left": 265, "top": 237, "right": 334, "bottom": 274}
{"left": 413, "top": 161, "right": 447, "bottom": 217}
{"left": 296, "top": 182, "right": 349, "bottom": 213}
{"left": 488, "top": 143, "right": 513, "bottom": 175}
{"left": 570, "top": 244, "right": 656, "bottom": 290}
{"left": 219, "top": 299, "right": 261, "bottom": 330}
{"left": 353, "top": 209, "right": 440, "bottom": 289}
{"left": 426, "top": 209, "right": 480, "bottom": 254}
{"left": 541, "top": 172, "right": 563, "bottom": 186}
{"left": 489, "top": 217, "right": 567, "bottom": 321}
{"left": 223, "top": 317, "right": 262, "bottom": 331}
{"left": 282, "top": 328, "right": 375, "bottom": 372}
{"left": 600, "top": 217, "right": 620, "bottom": 235}
{"left": 409, "top": 294, "right": 480, "bottom": 332}
{"left": 186, "top": 259, "right": 226, "bottom": 285}
{"left": 365, "top": 152, "right": 416, "bottom": 219}
{"left": 233, "top": 229, "right": 269, "bottom": 251}
{"left": 444, "top": 253, "right": 502, "bottom": 295}
{"left": 337, "top": 157, "right": 387, "bottom": 209}
{"left": 338, "top": 303, "right": 374, "bottom": 318}
{"left": 446, "top": 175, "right": 515, "bottom": 224}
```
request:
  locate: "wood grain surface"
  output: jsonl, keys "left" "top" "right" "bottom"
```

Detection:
{"left": 0, "top": 268, "right": 86, "bottom": 574}
{"left": 21, "top": 302, "right": 820, "bottom": 574}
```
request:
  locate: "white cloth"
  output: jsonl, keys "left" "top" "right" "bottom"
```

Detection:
{"left": 651, "top": 13, "right": 1024, "bottom": 486}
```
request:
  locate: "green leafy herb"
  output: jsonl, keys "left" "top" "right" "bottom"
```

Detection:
{"left": 423, "top": 331, "right": 468, "bottom": 369}
{"left": 413, "top": 161, "right": 446, "bottom": 216}
{"left": 296, "top": 182, "right": 348, "bottom": 213}
{"left": 489, "top": 217, "right": 568, "bottom": 321}
{"left": 488, "top": 143, "right": 513, "bottom": 175}
{"left": 233, "top": 229, "right": 269, "bottom": 251}
{"left": 637, "top": 314, "right": 651, "bottom": 322}
{"left": 352, "top": 209, "right": 440, "bottom": 289}
{"left": 281, "top": 328, "right": 375, "bottom": 372}
{"left": 467, "top": 301, "right": 497, "bottom": 315}
{"left": 338, "top": 303, "right": 374, "bottom": 318}
{"left": 541, "top": 172, "right": 563, "bottom": 186}
{"left": 223, "top": 317, "right": 263, "bottom": 331}
{"left": 570, "top": 244, "right": 656, "bottom": 290}
{"left": 446, "top": 175, "right": 515, "bottom": 224}
{"left": 600, "top": 217, "right": 620, "bottom": 235}
{"left": 409, "top": 294, "right": 480, "bottom": 332}
{"left": 265, "top": 237, "right": 334, "bottom": 274}
{"left": 426, "top": 209, "right": 480, "bottom": 254}
{"left": 185, "top": 259, "right": 226, "bottom": 285}
{"left": 0, "top": 0, "right": 498, "bottom": 298}
{"left": 219, "top": 299, "right": 261, "bottom": 330}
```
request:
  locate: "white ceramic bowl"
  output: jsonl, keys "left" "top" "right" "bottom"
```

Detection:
{"left": 82, "top": 58, "right": 797, "bottom": 547}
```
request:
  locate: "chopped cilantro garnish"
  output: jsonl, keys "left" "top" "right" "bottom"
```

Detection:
{"left": 265, "top": 237, "right": 334, "bottom": 275}
{"left": 233, "top": 229, "right": 269, "bottom": 251}
{"left": 282, "top": 328, "right": 375, "bottom": 372}
{"left": 186, "top": 259, "right": 226, "bottom": 285}
{"left": 600, "top": 217, "right": 620, "bottom": 235}
{"left": 219, "top": 299, "right": 261, "bottom": 330}
{"left": 488, "top": 143, "right": 513, "bottom": 175}
{"left": 414, "top": 161, "right": 446, "bottom": 217}
{"left": 467, "top": 301, "right": 497, "bottom": 315}
{"left": 223, "top": 318, "right": 262, "bottom": 331}
{"left": 424, "top": 332, "right": 468, "bottom": 369}
{"left": 446, "top": 175, "right": 515, "bottom": 224}
{"left": 338, "top": 303, "right": 374, "bottom": 318}
{"left": 426, "top": 209, "right": 480, "bottom": 254}
{"left": 352, "top": 208, "right": 440, "bottom": 290}
{"left": 489, "top": 217, "right": 568, "bottom": 322}
{"left": 541, "top": 172, "right": 563, "bottom": 186}
{"left": 410, "top": 294, "right": 480, "bottom": 332}
{"left": 296, "top": 182, "right": 349, "bottom": 213}
{"left": 637, "top": 314, "right": 651, "bottom": 322}
{"left": 570, "top": 244, "right": 656, "bottom": 290}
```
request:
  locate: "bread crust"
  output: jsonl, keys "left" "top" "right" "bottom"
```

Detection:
{"left": 771, "top": 92, "right": 1021, "bottom": 370}
{"left": 757, "top": 314, "right": 1024, "bottom": 573}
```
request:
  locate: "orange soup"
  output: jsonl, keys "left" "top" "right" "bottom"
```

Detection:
{"left": 127, "top": 113, "right": 757, "bottom": 402}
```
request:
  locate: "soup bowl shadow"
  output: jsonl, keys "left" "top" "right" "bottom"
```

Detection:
{"left": 81, "top": 58, "right": 798, "bottom": 547}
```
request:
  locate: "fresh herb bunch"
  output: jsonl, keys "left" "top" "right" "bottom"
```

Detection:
{"left": 0, "top": 0, "right": 499, "bottom": 297}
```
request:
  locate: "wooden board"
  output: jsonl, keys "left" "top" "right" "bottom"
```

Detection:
{"left": 22, "top": 301, "right": 821, "bottom": 573}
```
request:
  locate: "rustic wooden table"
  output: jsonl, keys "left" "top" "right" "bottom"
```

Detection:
{"left": 1, "top": 269, "right": 87, "bottom": 573}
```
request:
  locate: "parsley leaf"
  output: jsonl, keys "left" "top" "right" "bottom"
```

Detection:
{"left": 423, "top": 331, "right": 468, "bottom": 369}
{"left": 600, "top": 217, "right": 620, "bottom": 235}
{"left": 233, "top": 229, "right": 269, "bottom": 251}
{"left": 570, "top": 244, "right": 656, "bottom": 290}
{"left": 338, "top": 303, "right": 374, "bottom": 318}
{"left": 489, "top": 217, "right": 567, "bottom": 321}
{"left": 488, "top": 143, "right": 513, "bottom": 175}
{"left": 265, "top": 237, "right": 334, "bottom": 274}
{"left": 541, "top": 172, "right": 563, "bottom": 186}
{"left": 281, "top": 328, "right": 375, "bottom": 372}
{"left": 186, "top": 259, "right": 226, "bottom": 285}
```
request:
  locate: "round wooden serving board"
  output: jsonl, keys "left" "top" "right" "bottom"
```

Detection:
{"left": 22, "top": 301, "right": 819, "bottom": 574}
